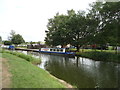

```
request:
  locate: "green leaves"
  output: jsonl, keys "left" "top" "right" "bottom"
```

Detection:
{"left": 45, "top": 9, "right": 94, "bottom": 50}
{"left": 11, "top": 34, "right": 25, "bottom": 45}
{"left": 45, "top": 2, "right": 120, "bottom": 49}
{"left": 4, "top": 40, "right": 12, "bottom": 45}
{"left": 45, "top": 13, "right": 69, "bottom": 46}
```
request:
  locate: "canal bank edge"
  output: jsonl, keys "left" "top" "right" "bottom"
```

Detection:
{"left": 45, "top": 70, "right": 74, "bottom": 88}
{"left": 1, "top": 50, "right": 74, "bottom": 88}
{"left": 15, "top": 48, "right": 120, "bottom": 63}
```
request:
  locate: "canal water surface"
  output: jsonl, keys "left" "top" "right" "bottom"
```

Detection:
{"left": 19, "top": 51, "right": 120, "bottom": 88}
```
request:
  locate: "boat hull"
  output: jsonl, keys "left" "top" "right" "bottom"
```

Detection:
{"left": 39, "top": 51, "right": 75, "bottom": 58}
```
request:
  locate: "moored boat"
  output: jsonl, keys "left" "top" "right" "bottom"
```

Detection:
{"left": 39, "top": 48, "right": 75, "bottom": 57}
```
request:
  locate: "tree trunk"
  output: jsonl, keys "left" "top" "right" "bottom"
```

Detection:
{"left": 61, "top": 45, "right": 64, "bottom": 48}
{"left": 82, "top": 46, "right": 84, "bottom": 52}
{"left": 76, "top": 45, "right": 80, "bottom": 52}
{"left": 115, "top": 44, "right": 118, "bottom": 54}
{"left": 100, "top": 45, "right": 103, "bottom": 52}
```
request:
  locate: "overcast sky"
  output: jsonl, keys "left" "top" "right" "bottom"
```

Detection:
{"left": 0, "top": 0, "right": 96, "bottom": 42}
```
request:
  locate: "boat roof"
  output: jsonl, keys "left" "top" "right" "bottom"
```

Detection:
{"left": 41, "top": 48, "right": 68, "bottom": 49}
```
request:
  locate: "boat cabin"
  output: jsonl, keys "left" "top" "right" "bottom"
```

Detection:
{"left": 40, "top": 48, "right": 69, "bottom": 52}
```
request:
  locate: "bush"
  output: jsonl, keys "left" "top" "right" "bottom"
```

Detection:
{"left": 4, "top": 41, "right": 12, "bottom": 45}
{"left": 76, "top": 51, "right": 119, "bottom": 63}
{"left": 2, "top": 50, "right": 41, "bottom": 64}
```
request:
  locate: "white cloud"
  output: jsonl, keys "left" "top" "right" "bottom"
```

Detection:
{"left": 0, "top": 0, "right": 96, "bottom": 42}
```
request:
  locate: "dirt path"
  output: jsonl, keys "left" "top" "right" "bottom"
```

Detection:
{"left": 0, "top": 58, "right": 11, "bottom": 88}
{"left": 0, "top": 57, "right": 73, "bottom": 88}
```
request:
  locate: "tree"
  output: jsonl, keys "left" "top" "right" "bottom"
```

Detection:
{"left": 45, "top": 2, "right": 120, "bottom": 51}
{"left": 45, "top": 13, "right": 70, "bottom": 47}
{"left": 66, "top": 10, "right": 97, "bottom": 51}
{"left": 99, "top": 2, "right": 120, "bottom": 46}
{"left": 0, "top": 36, "right": 2, "bottom": 42}
{"left": 11, "top": 34, "right": 25, "bottom": 46}
{"left": 8, "top": 30, "right": 16, "bottom": 41}
{"left": 4, "top": 41, "right": 12, "bottom": 45}
{"left": 45, "top": 10, "right": 97, "bottom": 51}
{"left": 87, "top": 2, "right": 104, "bottom": 45}
{"left": 88, "top": 2, "right": 120, "bottom": 46}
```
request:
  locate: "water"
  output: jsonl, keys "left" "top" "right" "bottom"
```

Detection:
{"left": 18, "top": 51, "right": 120, "bottom": 88}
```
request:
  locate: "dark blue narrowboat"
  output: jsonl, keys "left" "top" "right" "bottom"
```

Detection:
{"left": 39, "top": 48, "right": 75, "bottom": 57}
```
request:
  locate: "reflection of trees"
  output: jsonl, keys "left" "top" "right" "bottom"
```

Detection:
{"left": 76, "top": 57, "right": 79, "bottom": 67}
{"left": 94, "top": 62, "right": 119, "bottom": 88}
{"left": 44, "top": 56, "right": 96, "bottom": 88}
{"left": 25, "top": 51, "right": 120, "bottom": 88}
{"left": 118, "top": 66, "right": 120, "bottom": 88}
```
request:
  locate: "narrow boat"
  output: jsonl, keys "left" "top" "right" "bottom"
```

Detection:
{"left": 39, "top": 48, "right": 75, "bottom": 57}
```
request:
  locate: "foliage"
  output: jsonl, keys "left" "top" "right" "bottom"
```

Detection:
{"left": 0, "top": 36, "right": 2, "bottom": 42}
{"left": 45, "top": 13, "right": 69, "bottom": 47}
{"left": 67, "top": 10, "right": 97, "bottom": 51}
{"left": 4, "top": 40, "right": 12, "bottom": 45}
{"left": 11, "top": 34, "right": 25, "bottom": 45}
{"left": 76, "top": 51, "right": 119, "bottom": 63}
{"left": 45, "top": 2, "right": 120, "bottom": 50}
{"left": 8, "top": 30, "right": 16, "bottom": 41}
{"left": 88, "top": 2, "right": 120, "bottom": 46}
{"left": 2, "top": 50, "right": 40, "bottom": 64}
{"left": 7, "top": 30, "right": 25, "bottom": 46}
{"left": 100, "top": 2, "right": 120, "bottom": 45}
{"left": 45, "top": 10, "right": 96, "bottom": 51}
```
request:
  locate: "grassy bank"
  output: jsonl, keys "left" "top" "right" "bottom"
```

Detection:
{"left": 1, "top": 52, "right": 66, "bottom": 88}
{"left": 76, "top": 51, "right": 120, "bottom": 63}
{"left": 1, "top": 50, "right": 40, "bottom": 64}
{"left": 69, "top": 48, "right": 116, "bottom": 53}
{"left": 16, "top": 46, "right": 27, "bottom": 49}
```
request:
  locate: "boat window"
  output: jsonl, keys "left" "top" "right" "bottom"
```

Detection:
{"left": 60, "top": 49, "right": 63, "bottom": 52}
{"left": 50, "top": 49, "right": 52, "bottom": 51}
{"left": 53, "top": 49, "right": 56, "bottom": 51}
{"left": 57, "top": 49, "right": 59, "bottom": 51}
{"left": 51, "top": 49, "right": 54, "bottom": 51}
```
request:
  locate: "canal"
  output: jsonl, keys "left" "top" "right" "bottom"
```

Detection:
{"left": 18, "top": 51, "right": 120, "bottom": 88}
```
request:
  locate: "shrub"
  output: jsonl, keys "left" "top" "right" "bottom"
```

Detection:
{"left": 76, "top": 51, "right": 119, "bottom": 63}
{"left": 4, "top": 41, "right": 12, "bottom": 45}
{"left": 2, "top": 50, "right": 41, "bottom": 64}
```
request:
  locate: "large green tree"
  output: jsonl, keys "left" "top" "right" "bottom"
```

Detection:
{"left": 0, "top": 36, "right": 2, "bottom": 42}
{"left": 45, "top": 10, "right": 96, "bottom": 51}
{"left": 11, "top": 34, "right": 25, "bottom": 46}
{"left": 45, "top": 2, "right": 120, "bottom": 51}
{"left": 88, "top": 2, "right": 120, "bottom": 46}
{"left": 67, "top": 10, "right": 97, "bottom": 51}
{"left": 45, "top": 13, "right": 69, "bottom": 47}
{"left": 8, "top": 30, "right": 16, "bottom": 41}
{"left": 4, "top": 41, "right": 12, "bottom": 45}
{"left": 100, "top": 2, "right": 120, "bottom": 46}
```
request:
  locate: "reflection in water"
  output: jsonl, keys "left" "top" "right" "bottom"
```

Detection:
{"left": 18, "top": 51, "right": 120, "bottom": 88}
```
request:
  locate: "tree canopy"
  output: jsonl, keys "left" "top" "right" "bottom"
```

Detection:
{"left": 4, "top": 40, "right": 12, "bottom": 45}
{"left": 6, "top": 30, "right": 25, "bottom": 46}
{"left": 11, "top": 34, "right": 25, "bottom": 45}
{"left": 45, "top": 13, "right": 69, "bottom": 47}
{"left": 45, "top": 2, "right": 120, "bottom": 50}
{"left": 0, "top": 36, "right": 2, "bottom": 42}
{"left": 88, "top": 2, "right": 120, "bottom": 46}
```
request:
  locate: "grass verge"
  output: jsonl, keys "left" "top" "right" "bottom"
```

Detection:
{"left": 1, "top": 52, "right": 66, "bottom": 88}
{"left": 1, "top": 49, "right": 40, "bottom": 65}
{"left": 76, "top": 51, "right": 120, "bottom": 63}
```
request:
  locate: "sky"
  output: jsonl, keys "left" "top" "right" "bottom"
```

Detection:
{"left": 0, "top": 0, "right": 96, "bottom": 42}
